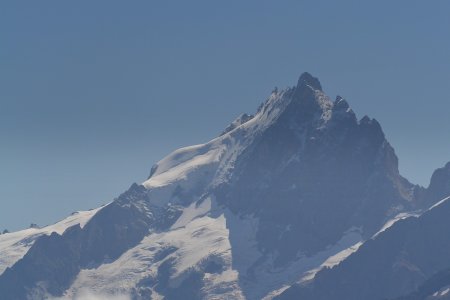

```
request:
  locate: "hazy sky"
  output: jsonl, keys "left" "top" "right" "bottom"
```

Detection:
{"left": 1, "top": 0, "right": 450, "bottom": 231}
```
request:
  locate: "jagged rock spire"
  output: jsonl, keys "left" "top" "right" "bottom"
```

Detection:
{"left": 297, "top": 72, "right": 322, "bottom": 91}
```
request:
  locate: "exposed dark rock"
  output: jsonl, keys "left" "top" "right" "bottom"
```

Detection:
{"left": 277, "top": 190, "right": 450, "bottom": 300}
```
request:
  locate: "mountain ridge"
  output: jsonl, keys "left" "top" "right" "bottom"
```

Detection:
{"left": 0, "top": 72, "right": 445, "bottom": 300}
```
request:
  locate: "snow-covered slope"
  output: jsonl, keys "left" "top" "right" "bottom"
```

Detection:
{"left": 59, "top": 198, "right": 363, "bottom": 300}
{"left": 0, "top": 207, "right": 102, "bottom": 275}
{"left": 0, "top": 72, "right": 434, "bottom": 300}
{"left": 142, "top": 83, "right": 296, "bottom": 194}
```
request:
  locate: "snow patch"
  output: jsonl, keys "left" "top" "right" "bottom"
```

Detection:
{"left": 170, "top": 197, "right": 212, "bottom": 229}
{"left": 429, "top": 196, "right": 450, "bottom": 211}
{"left": 51, "top": 289, "right": 131, "bottom": 300}
{"left": 301, "top": 240, "right": 363, "bottom": 282}
{"left": 373, "top": 212, "right": 419, "bottom": 237}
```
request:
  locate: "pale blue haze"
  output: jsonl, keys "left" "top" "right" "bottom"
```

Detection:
{"left": 1, "top": 0, "right": 450, "bottom": 230}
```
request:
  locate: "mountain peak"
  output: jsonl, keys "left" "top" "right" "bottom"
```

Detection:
{"left": 424, "top": 161, "right": 450, "bottom": 205}
{"left": 297, "top": 72, "right": 322, "bottom": 91}
{"left": 1, "top": 71, "right": 432, "bottom": 300}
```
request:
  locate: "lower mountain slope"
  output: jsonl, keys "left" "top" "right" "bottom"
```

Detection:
{"left": 277, "top": 164, "right": 450, "bottom": 300}
{"left": 0, "top": 207, "right": 101, "bottom": 275}
{"left": 395, "top": 267, "right": 450, "bottom": 300}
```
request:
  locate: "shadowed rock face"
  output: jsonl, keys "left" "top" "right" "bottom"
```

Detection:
{"left": 394, "top": 267, "right": 450, "bottom": 300}
{"left": 215, "top": 73, "right": 414, "bottom": 265}
{"left": 277, "top": 161, "right": 450, "bottom": 300}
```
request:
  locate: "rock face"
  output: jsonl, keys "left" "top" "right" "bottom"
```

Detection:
{"left": 277, "top": 161, "right": 450, "bottom": 300}
{"left": 395, "top": 267, "right": 450, "bottom": 300}
{"left": 0, "top": 73, "right": 440, "bottom": 300}
{"left": 214, "top": 73, "right": 414, "bottom": 265}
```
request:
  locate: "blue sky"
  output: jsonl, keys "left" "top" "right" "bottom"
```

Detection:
{"left": 1, "top": 0, "right": 450, "bottom": 231}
